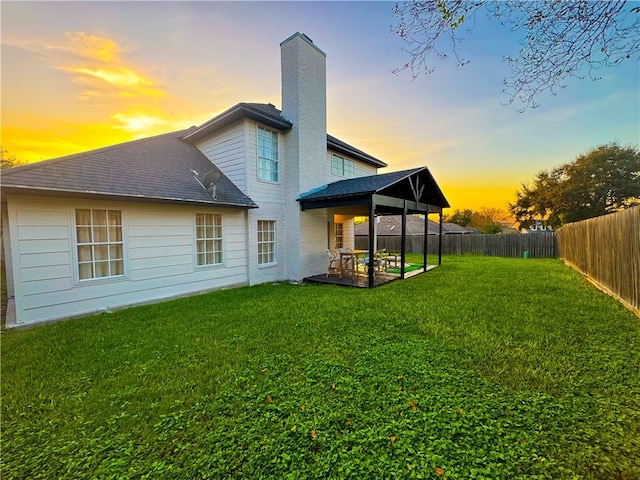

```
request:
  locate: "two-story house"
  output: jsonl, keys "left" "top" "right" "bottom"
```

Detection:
{"left": 1, "top": 32, "right": 449, "bottom": 327}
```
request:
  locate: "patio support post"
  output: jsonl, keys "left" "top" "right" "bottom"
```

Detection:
{"left": 438, "top": 211, "right": 443, "bottom": 266}
{"left": 368, "top": 200, "right": 375, "bottom": 288}
{"left": 423, "top": 206, "right": 429, "bottom": 272}
{"left": 401, "top": 200, "right": 407, "bottom": 279}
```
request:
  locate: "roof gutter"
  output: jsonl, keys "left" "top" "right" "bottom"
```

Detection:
{"left": 1, "top": 185, "right": 258, "bottom": 209}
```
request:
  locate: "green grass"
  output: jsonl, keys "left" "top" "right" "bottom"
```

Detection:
{"left": 2, "top": 256, "right": 639, "bottom": 479}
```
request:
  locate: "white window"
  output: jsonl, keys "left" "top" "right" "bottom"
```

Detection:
{"left": 75, "top": 209, "right": 124, "bottom": 281}
{"left": 331, "top": 154, "right": 354, "bottom": 178}
{"left": 196, "top": 213, "right": 223, "bottom": 266}
{"left": 257, "top": 220, "right": 276, "bottom": 265}
{"left": 258, "top": 127, "right": 279, "bottom": 182}
{"left": 335, "top": 223, "right": 344, "bottom": 248}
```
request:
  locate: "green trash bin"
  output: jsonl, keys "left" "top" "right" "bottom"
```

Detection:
{"left": 524, "top": 251, "right": 529, "bottom": 259}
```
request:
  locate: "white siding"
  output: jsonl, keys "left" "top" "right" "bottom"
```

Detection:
{"left": 327, "top": 150, "right": 378, "bottom": 181}
{"left": 300, "top": 209, "right": 329, "bottom": 278}
{"left": 195, "top": 122, "right": 247, "bottom": 193}
{"left": 6, "top": 195, "right": 249, "bottom": 326}
{"left": 245, "top": 120, "right": 287, "bottom": 204}
{"left": 246, "top": 205, "right": 286, "bottom": 286}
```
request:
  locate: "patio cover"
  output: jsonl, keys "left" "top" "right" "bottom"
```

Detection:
{"left": 298, "top": 167, "right": 450, "bottom": 287}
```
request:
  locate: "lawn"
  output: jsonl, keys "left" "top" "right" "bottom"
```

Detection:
{"left": 2, "top": 256, "right": 639, "bottom": 479}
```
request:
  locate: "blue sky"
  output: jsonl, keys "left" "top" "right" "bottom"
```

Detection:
{"left": 2, "top": 1, "right": 638, "bottom": 211}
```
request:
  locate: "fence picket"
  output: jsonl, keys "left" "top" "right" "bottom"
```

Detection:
{"left": 355, "top": 233, "right": 558, "bottom": 258}
{"left": 557, "top": 207, "right": 639, "bottom": 315}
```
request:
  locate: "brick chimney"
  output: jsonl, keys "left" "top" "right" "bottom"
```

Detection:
{"left": 280, "top": 32, "right": 327, "bottom": 195}
{"left": 280, "top": 32, "right": 328, "bottom": 281}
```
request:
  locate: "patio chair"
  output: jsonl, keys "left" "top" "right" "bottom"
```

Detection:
{"left": 355, "top": 249, "right": 388, "bottom": 279}
{"left": 326, "top": 249, "right": 341, "bottom": 277}
{"left": 374, "top": 249, "right": 388, "bottom": 274}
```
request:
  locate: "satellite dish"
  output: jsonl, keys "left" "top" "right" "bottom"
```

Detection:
{"left": 202, "top": 170, "right": 221, "bottom": 200}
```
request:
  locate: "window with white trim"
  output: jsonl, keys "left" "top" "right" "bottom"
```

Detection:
{"left": 257, "top": 220, "right": 276, "bottom": 265}
{"left": 258, "top": 127, "right": 279, "bottom": 182}
{"left": 75, "top": 209, "right": 124, "bottom": 281}
{"left": 334, "top": 223, "right": 344, "bottom": 248}
{"left": 196, "top": 213, "right": 223, "bottom": 266}
{"left": 331, "top": 154, "right": 354, "bottom": 178}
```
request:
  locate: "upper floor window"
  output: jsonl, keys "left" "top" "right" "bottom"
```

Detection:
{"left": 196, "top": 213, "right": 223, "bottom": 266}
{"left": 258, "top": 127, "right": 279, "bottom": 182}
{"left": 75, "top": 209, "right": 124, "bottom": 281}
{"left": 332, "top": 154, "right": 354, "bottom": 178}
{"left": 257, "top": 220, "right": 276, "bottom": 265}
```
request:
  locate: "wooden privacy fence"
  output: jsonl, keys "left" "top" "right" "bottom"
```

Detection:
{"left": 355, "top": 233, "right": 558, "bottom": 258}
{"left": 557, "top": 207, "right": 640, "bottom": 316}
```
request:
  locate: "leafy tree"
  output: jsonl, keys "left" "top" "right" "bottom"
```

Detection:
{"left": 445, "top": 207, "right": 508, "bottom": 233}
{"left": 471, "top": 212, "right": 502, "bottom": 234}
{"left": 444, "top": 208, "right": 473, "bottom": 226}
{"left": 392, "top": 1, "right": 640, "bottom": 110}
{"left": 510, "top": 143, "right": 640, "bottom": 227}
{"left": 1, "top": 147, "right": 26, "bottom": 169}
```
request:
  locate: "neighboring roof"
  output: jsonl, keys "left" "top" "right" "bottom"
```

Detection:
{"left": 298, "top": 167, "right": 450, "bottom": 211}
{"left": 442, "top": 222, "right": 478, "bottom": 234}
{"left": 1, "top": 129, "right": 257, "bottom": 208}
{"left": 355, "top": 215, "right": 442, "bottom": 236}
{"left": 354, "top": 216, "right": 477, "bottom": 236}
{"left": 183, "top": 102, "right": 387, "bottom": 169}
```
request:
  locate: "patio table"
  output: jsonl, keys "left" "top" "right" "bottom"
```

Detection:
{"left": 339, "top": 249, "right": 367, "bottom": 279}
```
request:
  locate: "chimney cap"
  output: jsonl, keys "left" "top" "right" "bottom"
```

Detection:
{"left": 280, "top": 32, "right": 326, "bottom": 56}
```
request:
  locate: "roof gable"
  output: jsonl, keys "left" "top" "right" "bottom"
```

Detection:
{"left": 298, "top": 167, "right": 449, "bottom": 209}
{"left": 181, "top": 103, "right": 293, "bottom": 144}
{"left": 182, "top": 102, "right": 387, "bottom": 169}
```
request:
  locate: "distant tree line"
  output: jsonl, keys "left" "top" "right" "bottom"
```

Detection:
{"left": 444, "top": 207, "right": 512, "bottom": 234}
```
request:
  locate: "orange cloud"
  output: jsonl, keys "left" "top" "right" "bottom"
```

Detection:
{"left": 112, "top": 113, "right": 170, "bottom": 133}
{"left": 42, "top": 32, "right": 124, "bottom": 63}
{"left": 64, "top": 32, "right": 123, "bottom": 62}
{"left": 60, "top": 66, "right": 164, "bottom": 97}
{"left": 16, "top": 31, "right": 168, "bottom": 99}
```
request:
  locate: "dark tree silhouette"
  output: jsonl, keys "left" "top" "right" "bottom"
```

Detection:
{"left": 0, "top": 147, "right": 26, "bottom": 169}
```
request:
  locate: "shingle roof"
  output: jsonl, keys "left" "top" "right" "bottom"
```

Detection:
{"left": 1, "top": 103, "right": 396, "bottom": 207}
{"left": 442, "top": 223, "right": 478, "bottom": 234}
{"left": 354, "top": 216, "right": 476, "bottom": 235}
{"left": 298, "top": 167, "right": 450, "bottom": 209}
{"left": 327, "top": 134, "right": 387, "bottom": 168}
{"left": 181, "top": 103, "right": 293, "bottom": 143}
{"left": 299, "top": 168, "right": 425, "bottom": 201}
{"left": 355, "top": 215, "right": 442, "bottom": 236}
{"left": 182, "top": 102, "right": 387, "bottom": 168}
{"left": 1, "top": 129, "right": 257, "bottom": 208}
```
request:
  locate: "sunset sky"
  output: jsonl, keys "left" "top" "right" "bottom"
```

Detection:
{"left": 2, "top": 1, "right": 638, "bottom": 212}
